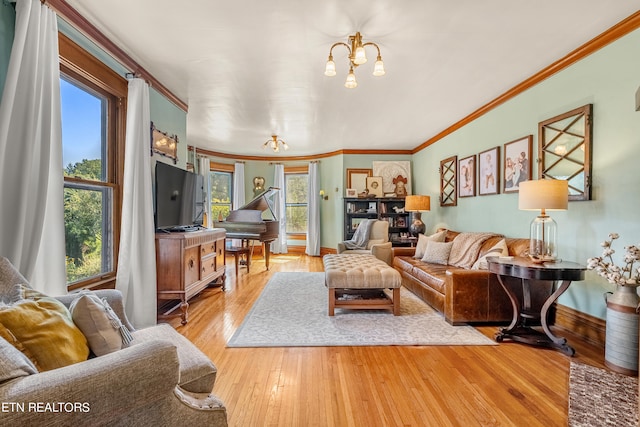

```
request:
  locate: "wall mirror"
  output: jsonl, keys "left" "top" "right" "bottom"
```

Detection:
{"left": 538, "top": 104, "right": 592, "bottom": 201}
{"left": 439, "top": 155, "right": 457, "bottom": 207}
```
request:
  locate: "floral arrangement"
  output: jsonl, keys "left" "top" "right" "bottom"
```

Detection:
{"left": 587, "top": 233, "right": 640, "bottom": 286}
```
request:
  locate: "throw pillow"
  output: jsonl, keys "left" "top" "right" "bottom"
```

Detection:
{"left": 472, "top": 239, "right": 509, "bottom": 270}
{"left": 0, "top": 285, "right": 89, "bottom": 372}
{"left": 414, "top": 229, "right": 447, "bottom": 259}
{"left": 420, "top": 241, "right": 454, "bottom": 265}
{"left": 70, "top": 291, "right": 133, "bottom": 356}
{"left": 0, "top": 327, "right": 38, "bottom": 383}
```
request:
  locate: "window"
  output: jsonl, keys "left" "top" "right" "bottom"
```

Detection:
{"left": 210, "top": 170, "right": 233, "bottom": 220}
{"left": 59, "top": 34, "right": 126, "bottom": 288}
{"left": 285, "top": 171, "right": 308, "bottom": 234}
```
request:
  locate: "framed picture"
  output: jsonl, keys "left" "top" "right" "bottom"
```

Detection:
{"left": 346, "top": 168, "right": 372, "bottom": 194}
{"left": 150, "top": 122, "right": 178, "bottom": 164}
{"left": 478, "top": 146, "right": 500, "bottom": 196}
{"left": 504, "top": 135, "right": 532, "bottom": 193}
{"left": 366, "top": 176, "right": 383, "bottom": 198}
{"left": 458, "top": 155, "right": 476, "bottom": 197}
{"left": 372, "top": 161, "right": 412, "bottom": 196}
{"left": 440, "top": 156, "right": 457, "bottom": 207}
{"left": 345, "top": 188, "right": 357, "bottom": 198}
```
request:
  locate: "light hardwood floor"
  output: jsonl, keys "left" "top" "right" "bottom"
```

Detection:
{"left": 166, "top": 253, "right": 606, "bottom": 427}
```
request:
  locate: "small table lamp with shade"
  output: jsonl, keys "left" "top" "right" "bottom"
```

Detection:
{"left": 405, "top": 195, "right": 431, "bottom": 237}
{"left": 518, "top": 179, "right": 568, "bottom": 263}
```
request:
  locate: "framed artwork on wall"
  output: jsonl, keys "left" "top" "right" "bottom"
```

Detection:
{"left": 345, "top": 188, "right": 357, "bottom": 198}
{"left": 366, "top": 176, "right": 383, "bottom": 198}
{"left": 478, "top": 146, "right": 500, "bottom": 196}
{"left": 458, "top": 155, "right": 476, "bottom": 198}
{"left": 439, "top": 155, "right": 457, "bottom": 207}
{"left": 150, "top": 122, "right": 178, "bottom": 164}
{"left": 346, "top": 168, "right": 372, "bottom": 194}
{"left": 372, "top": 161, "right": 412, "bottom": 196}
{"left": 503, "top": 135, "right": 532, "bottom": 193}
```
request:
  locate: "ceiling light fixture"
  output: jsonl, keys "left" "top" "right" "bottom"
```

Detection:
{"left": 324, "top": 32, "right": 385, "bottom": 88}
{"left": 263, "top": 135, "right": 289, "bottom": 152}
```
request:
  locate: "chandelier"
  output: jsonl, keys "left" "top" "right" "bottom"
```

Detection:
{"left": 324, "top": 32, "right": 385, "bottom": 88}
{"left": 263, "top": 135, "right": 289, "bottom": 152}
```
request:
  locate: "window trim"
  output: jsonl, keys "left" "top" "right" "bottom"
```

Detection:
{"left": 59, "top": 33, "right": 127, "bottom": 290}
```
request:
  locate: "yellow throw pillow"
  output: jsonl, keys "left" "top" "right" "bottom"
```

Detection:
{"left": 0, "top": 285, "right": 89, "bottom": 372}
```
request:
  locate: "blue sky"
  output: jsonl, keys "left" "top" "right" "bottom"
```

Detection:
{"left": 60, "top": 78, "right": 102, "bottom": 169}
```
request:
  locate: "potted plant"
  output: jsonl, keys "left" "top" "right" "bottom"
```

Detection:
{"left": 587, "top": 233, "right": 639, "bottom": 375}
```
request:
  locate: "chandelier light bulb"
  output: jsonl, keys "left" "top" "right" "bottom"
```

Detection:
{"left": 324, "top": 55, "right": 336, "bottom": 77}
{"left": 344, "top": 67, "right": 357, "bottom": 89}
{"left": 353, "top": 46, "right": 367, "bottom": 65}
{"left": 373, "top": 55, "right": 385, "bottom": 76}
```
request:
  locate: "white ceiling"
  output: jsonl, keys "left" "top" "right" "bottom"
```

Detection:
{"left": 63, "top": 0, "right": 639, "bottom": 157}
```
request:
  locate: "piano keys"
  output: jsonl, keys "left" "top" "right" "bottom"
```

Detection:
{"left": 213, "top": 187, "right": 279, "bottom": 270}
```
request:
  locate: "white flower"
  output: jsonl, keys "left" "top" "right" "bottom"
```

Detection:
{"left": 609, "top": 233, "right": 619, "bottom": 240}
{"left": 588, "top": 234, "right": 640, "bottom": 287}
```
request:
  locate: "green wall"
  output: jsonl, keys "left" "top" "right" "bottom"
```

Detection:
{"left": 0, "top": 3, "right": 15, "bottom": 98}
{"left": 412, "top": 28, "right": 640, "bottom": 320}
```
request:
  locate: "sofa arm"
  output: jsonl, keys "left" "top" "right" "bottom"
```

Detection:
{"left": 371, "top": 242, "right": 393, "bottom": 265}
{"left": 56, "top": 289, "right": 134, "bottom": 331}
{"left": 0, "top": 340, "right": 180, "bottom": 425}
{"left": 392, "top": 247, "right": 416, "bottom": 257}
{"left": 444, "top": 269, "right": 492, "bottom": 325}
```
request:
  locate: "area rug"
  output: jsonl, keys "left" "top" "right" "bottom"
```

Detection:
{"left": 569, "top": 361, "right": 638, "bottom": 426}
{"left": 227, "top": 272, "right": 496, "bottom": 347}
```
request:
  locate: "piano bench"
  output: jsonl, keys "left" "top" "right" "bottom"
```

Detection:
{"left": 226, "top": 246, "right": 251, "bottom": 275}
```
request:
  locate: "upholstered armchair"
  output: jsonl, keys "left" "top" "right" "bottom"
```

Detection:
{"left": 337, "top": 220, "right": 393, "bottom": 265}
{"left": 0, "top": 257, "right": 227, "bottom": 426}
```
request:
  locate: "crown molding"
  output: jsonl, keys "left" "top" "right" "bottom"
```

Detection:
{"left": 413, "top": 10, "right": 640, "bottom": 154}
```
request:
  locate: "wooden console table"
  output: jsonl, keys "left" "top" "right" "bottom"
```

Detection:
{"left": 487, "top": 256, "right": 586, "bottom": 356}
{"left": 156, "top": 228, "right": 226, "bottom": 324}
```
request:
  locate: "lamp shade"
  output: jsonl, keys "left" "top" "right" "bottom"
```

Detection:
{"left": 405, "top": 195, "right": 430, "bottom": 212}
{"left": 518, "top": 180, "right": 568, "bottom": 211}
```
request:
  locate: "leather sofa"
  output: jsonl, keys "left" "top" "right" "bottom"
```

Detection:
{"left": 392, "top": 230, "right": 531, "bottom": 325}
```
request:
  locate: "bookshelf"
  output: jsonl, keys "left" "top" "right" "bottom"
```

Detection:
{"left": 343, "top": 197, "right": 410, "bottom": 246}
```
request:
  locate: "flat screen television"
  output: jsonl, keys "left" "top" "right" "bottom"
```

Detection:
{"left": 154, "top": 162, "right": 204, "bottom": 231}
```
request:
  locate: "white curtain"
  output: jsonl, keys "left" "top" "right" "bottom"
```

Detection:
{"left": 115, "top": 78, "right": 157, "bottom": 328}
{"left": 232, "top": 162, "right": 245, "bottom": 246}
{"left": 199, "top": 156, "right": 211, "bottom": 227}
{"left": 306, "top": 162, "right": 320, "bottom": 256}
{"left": 271, "top": 164, "right": 287, "bottom": 254}
{"left": 0, "top": 0, "right": 66, "bottom": 295}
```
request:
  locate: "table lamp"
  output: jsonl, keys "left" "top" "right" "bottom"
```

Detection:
{"left": 405, "top": 195, "right": 430, "bottom": 237}
{"left": 518, "top": 179, "right": 568, "bottom": 263}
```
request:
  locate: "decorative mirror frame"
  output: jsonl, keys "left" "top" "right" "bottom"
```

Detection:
{"left": 440, "top": 155, "right": 457, "bottom": 207}
{"left": 150, "top": 121, "right": 178, "bottom": 164}
{"left": 538, "top": 104, "right": 592, "bottom": 201}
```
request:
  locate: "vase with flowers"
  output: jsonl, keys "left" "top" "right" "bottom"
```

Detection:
{"left": 587, "top": 233, "right": 639, "bottom": 375}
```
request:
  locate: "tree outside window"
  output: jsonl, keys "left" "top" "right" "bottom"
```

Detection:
{"left": 211, "top": 171, "right": 233, "bottom": 220}
{"left": 285, "top": 173, "right": 308, "bottom": 234}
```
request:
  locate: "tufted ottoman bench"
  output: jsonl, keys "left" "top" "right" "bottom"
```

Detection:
{"left": 323, "top": 254, "right": 402, "bottom": 316}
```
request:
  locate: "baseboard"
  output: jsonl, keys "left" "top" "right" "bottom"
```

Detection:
{"left": 554, "top": 304, "right": 606, "bottom": 349}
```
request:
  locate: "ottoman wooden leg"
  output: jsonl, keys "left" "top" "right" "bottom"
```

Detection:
{"left": 392, "top": 287, "right": 400, "bottom": 316}
{"left": 328, "top": 288, "right": 336, "bottom": 316}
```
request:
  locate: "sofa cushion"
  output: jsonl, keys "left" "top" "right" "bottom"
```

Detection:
{"left": 414, "top": 230, "right": 447, "bottom": 259}
{"left": 472, "top": 239, "right": 509, "bottom": 270}
{"left": 0, "top": 329, "right": 38, "bottom": 383}
{"left": 0, "top": 257, "right": 28, "bottom": 304}
{"left": 70, "top": 291, "right": 133, "bottom": 357}
{"left": 0, "top": 285, "right": 89, "bottom": 371}
{"left": 421, "top": 241, "right": 454, "bottom": 265}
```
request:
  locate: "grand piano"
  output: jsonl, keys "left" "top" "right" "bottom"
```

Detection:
{"left": 214, "top": 187, "right": 279, "bottom": 270}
